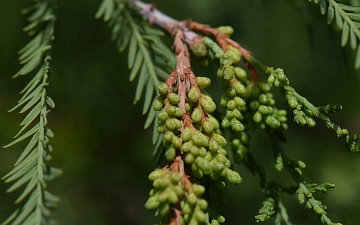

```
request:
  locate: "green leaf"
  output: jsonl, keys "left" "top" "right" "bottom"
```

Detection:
{"left": 142, "top": 79, "right": 155, "bottom": 115}
{"left": 43, "top": 167, "right": 63, "bottom": 181}
{"left": 4, "top": 159, "right": 37, "bottom": 184}
{"left": 129, "top": 52, "right": 143, "bottom": 82}
{"left": 95, "top": 0, "right": 114, "bottom": 21}
{"left": 355, "top": 43, "right": 360, "bottom": 69}
{"left": 128, "top": 34, "right": 138, "bottom": 69}
{"left": 155, "top": 67, "right": 170, "bottom": 80}
{"left": 350, "top": 28, "right": 357, "bottom": 49}
{"left": 4, "top": 124, "right": 39, "bottom": 148}
{"left": 6, "top": 166, "right": 37, "bottom": 193}
{"left": 19, "top": 91, "right": 42, "bottom": 113}
{"left": 319, "top": 0, "right": 326, "bottom": 15}
{"left": 11, "top": 191, "right": 38, "bottom": 225}
{"left": 15, "top": 173, "right": 38, "bottom": 204}
{"left": 327, "top": 4, "right": 335, "bottom": 25}
{"left": 134, "top": 63, "right": 150, "bottom": 104}
{"left": 46, "top": 96, "right": 55, "bottom": 108}
{"left": 144, "top": 105, "right": 157, "bottom": 129}
{"left": 335, "top": 8, "right": 343, "bottom": 29}
{"left": 341, "top": 22, "right": 349, "bottom": 46}
{"left": 117, "top": 27, "right": 131, "bottom": 52}
{"left": 14, "top": 134, "right": 39, "bottom": 166}
{"left": 348, "top": 13, "right": 360, "bottom": 22}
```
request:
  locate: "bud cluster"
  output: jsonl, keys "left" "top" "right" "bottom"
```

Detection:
{"left": 145, "top": 169, "right": 183, "bottom": 215}
{"left": 255, "top": 197, "right": 275, "bottom": 222}
{"left": 230, "top": 131, "right": 251, "bottom": 164}
{"left": 181, "top": 181, "right": 209, "bottom": 225}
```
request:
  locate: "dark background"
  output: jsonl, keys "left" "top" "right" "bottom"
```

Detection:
{"left": 1, "top": 0, "right": 360, "bottom": 224}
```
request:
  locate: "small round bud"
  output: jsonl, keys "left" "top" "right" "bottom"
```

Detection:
{"left": 188, "top": 87, "right": 199, "bottom": 103}
{"left": 168, "top": 93, "right": 180, "bottom": 105}
{"left": 193, "top": 184, "right": 205, "bottom": 196}
{"left": 234, "top": 96, "right": 245, "bottom": 107}
{"left": 287, "top": 95, "right": 298, "bottom": 108}
{"left": 153, "top": 97, "right": 164, "bottom": 111}
{"left": 157, "top": 126, "right": 165, "bottom": 133}
{"left": 181, "top": 140, "right": 193, "bottom": 152}
{"left": 221, "top": 118, "right": 230, "bottom": 128}
{"left": 148, "top": 169, "right": 163, "bottom": 181}
{"left": 191, "top": 108, "right": 202, "bottom": 123}
{"left": 226, "top": 169, "right": 242, "bottom": 184}
{"left": 200, "top": 98, "right": 216, "bottom": 113}
{"left": 196, "top": 157, "right": 211, "bottom": 174}
{"left": 225, "top": 109, "right": 234, "bottom": 119}
{"left": 157, "top": 203, "right": 170, "bottom": 217}
{"left": 166, "top": 105, "right": 176, "bottom": 115}
{"left": 217, "top": 26, "right": 234, "bottom": 36}
{"left": 258, "top": 94, "right": 268, "bottom": 105}
{"left": 164, "top": 131, "right": 174, "bottom": 142}
{"left": 230, "top": 118, "right": 244, "bottom": 132}
{"left": 268, "top": 74, "right": 275, "bottom": 83}
{"left": 251, "top": 86, "right": 261, "bottom": 98}
{"left": 195, "top": 210, "right": 206, "bottom": 222}
{"left": 173, "top": 107, "right": 183, "bottom": 118}
{"left": 171, "top": 172, "right": 182, "bottom": 184}
{"left": 185, "top": 152, "right": 195, "bottom": 164}
{"left": 217, "top": 68, "right": 223, "bottom": 78}
{"left": 233, "top": 81, "right": 246, "bottom": 95}
{"left": 232, "top": 109, "right": 242, "bottom": 120}
{"left": 196, "top": 77, "right": 211, "bottom": 89}
{"left": 145, "top": 196, "right": 159, "bottom": 210}
{"left": 226, "top": 88, "right": 236, "bottom": 97}
{"left": 165, "top": 146, "right": 176, "bottom": 161}
{"left": 187, "top": 193, "right": 197, "bottom": 205}
{"left": 157, "top": 83, "right": 168, "bottom": 95}
{"left": 172, "top": 136, "right": 182, "bottom": 148}
{"left": 209, "top": 140, "right": 219, "bottom": 152}
{"left": 211, "top": 133, "right": 227, "bottom": 146}
{"left": 222, "top": 65, "right": 235, "bottom": 80}
{"left": 158, "top": 111, "right": 168, "bottom": 121}
{"left": 227, "top": 100, "right": 236, "bottom": 110}
{"left": 234, "top": 67, "right": 247, "bottom": 80}
{"left": 250, "top": 100, "right": 260, "bottom": 111}
{"left": 259, "top": 82, "right": 271, "bottom": 93}
{"left": 265, "top": 115, "right": 280, "bottom": 129}
{"left": 181, "top": 128, "right": 192, "bottom": 142}
{"left": 202, "top": 120, "right": 214, "bottom": 133}
{"left": 258, "top": 105, "right": 270, "bottom": 115}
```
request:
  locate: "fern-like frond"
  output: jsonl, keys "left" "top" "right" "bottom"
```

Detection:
{"left": 96, "top": 0, "right": 175, "bottom": 157}
{"left": 2, "top": 1, "right": 61, "bottom": 224}
{"left": 310, "top": 0, "right": 360, "bottom": 68}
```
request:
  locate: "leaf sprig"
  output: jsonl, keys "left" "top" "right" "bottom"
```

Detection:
{"left": 310, "top": 0, "right": 360, "bottom": 68}
{"left": 2, "top": 1, "right": 61, "bottom": 224}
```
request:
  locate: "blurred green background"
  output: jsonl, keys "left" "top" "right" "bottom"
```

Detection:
{"left": 1, "top": 0, "right": 360, "bottom": 224}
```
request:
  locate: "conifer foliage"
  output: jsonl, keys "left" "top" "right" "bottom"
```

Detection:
{"left": 2, "top": 0, "right": 360, "bottom": 224}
